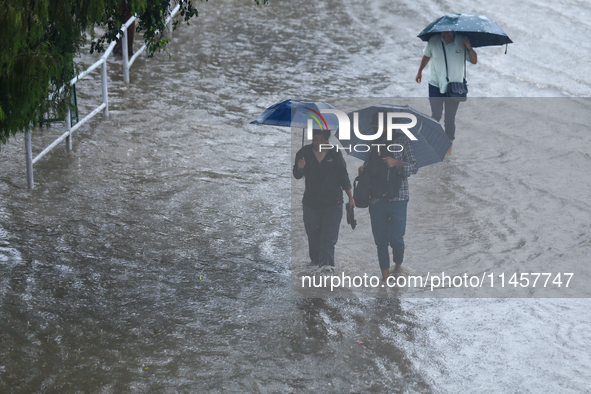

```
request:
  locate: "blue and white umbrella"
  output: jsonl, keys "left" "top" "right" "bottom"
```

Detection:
{"left": 338, "top": 104, "right": 451, "bottom": 168}
{"left": 251, "top": 99, "right": 340, "bottom": 130}
{"left": 251, "top": 99, "right": 341, "bottom": 146}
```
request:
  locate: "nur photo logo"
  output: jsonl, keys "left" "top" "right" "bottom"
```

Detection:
{"left": 305, "top": 109, "right": 418, "bottom": 153}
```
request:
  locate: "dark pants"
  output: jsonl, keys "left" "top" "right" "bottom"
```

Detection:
{"left": 303, "top": 203, "right": 343, "bottom": 267}
{"left": 429, "top": 84, "right": 460, "bottom": 141}
{"left": 368, "top": 200, "right": 408, "bottom": 270}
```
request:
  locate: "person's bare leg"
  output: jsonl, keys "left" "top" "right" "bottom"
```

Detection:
{"left": 381, "top": 268, "right": 390, "bottom": 282}
{"left": 447, "top": 142, "right": 453, "bottom": 155}
{"left": 392, "top": 263, "right": 402, "bottom": 276}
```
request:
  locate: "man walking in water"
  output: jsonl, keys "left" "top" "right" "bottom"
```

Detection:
{"left": 416, "top": 31, "right": 477, "bottom": 154}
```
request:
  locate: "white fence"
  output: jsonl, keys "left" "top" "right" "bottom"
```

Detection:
{"left": 24, "top": 4, "right": 180, "bottom": 189}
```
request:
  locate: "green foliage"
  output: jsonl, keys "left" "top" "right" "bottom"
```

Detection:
{"left": 0, "top": 0, "right": 265, "bottom": 147}
{"left": 0, "top": 0, "right": 87, "bottom": 144}
{"left": 89, "top": 0, "right": 200, "bottom": 57}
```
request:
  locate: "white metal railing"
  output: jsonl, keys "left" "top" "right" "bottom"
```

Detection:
{"left": 25, "top": 3, "right": 180, "bottom": 189}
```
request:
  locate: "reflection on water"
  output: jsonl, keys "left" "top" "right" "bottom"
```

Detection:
{"left": 1, "top": 0, "right": 591, "bottom": 391}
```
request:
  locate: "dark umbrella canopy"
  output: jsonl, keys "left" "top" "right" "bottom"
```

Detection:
{"left": 250, "top": 99, "right": 340, "bottom": 130}
{"left": 337, "top": 104, "right": 451, "bottom": 168}
{"left": 418, "top": 13, "right": 513, "bottom": 48}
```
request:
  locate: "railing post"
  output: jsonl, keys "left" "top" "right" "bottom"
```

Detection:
{"left": 25, "top": 132, "right": 34, "bottom": 189}
{"left": 122, "top": 26, "right": 130, "bottom": 83}
{"left": 101, "top": 60, "right": 109, "bottom": 116}
{"left": 167, "top": 0, "right": 173, "bottom": 32}
{"left": 65, "top": 109, "right": 72, "bottom": 150}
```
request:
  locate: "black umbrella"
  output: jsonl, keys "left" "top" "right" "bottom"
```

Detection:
{"left": 336, "top": 104, "right": 451, "bottom": 168}
{"left": 346, "top": 204, "right": 356, "bottom": 230}
{"left": 418, "top": 13, "right": 513, "bottom": 48}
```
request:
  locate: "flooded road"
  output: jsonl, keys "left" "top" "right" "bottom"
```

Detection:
{"left": 1, "top": 0, "right": 591, "bottom": 392}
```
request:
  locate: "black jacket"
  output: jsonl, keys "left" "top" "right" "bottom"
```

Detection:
{"left": 293, "top": 145, "right": 351, "bottom": 209}
{"left": 366, "top": 145, "right": 402, "bottom": 200}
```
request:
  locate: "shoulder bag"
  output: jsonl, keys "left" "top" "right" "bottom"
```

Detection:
{"left": 353, "top": 171, "right": 370, "bottom": 208}
{"left": 442, "top": 41, "right": 468, "bottom": 101}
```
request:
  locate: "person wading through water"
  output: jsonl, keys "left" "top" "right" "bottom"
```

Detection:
{"left": 293, "top": 129, "right": 354, "bottom": 274}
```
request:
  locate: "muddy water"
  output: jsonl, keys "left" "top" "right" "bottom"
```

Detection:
{"left": 1, "top": 0, "right": 591, "bottom": 392}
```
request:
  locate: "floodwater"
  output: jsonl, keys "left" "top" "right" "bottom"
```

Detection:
{"left": 1, "top": 0, "right": 591, "bottom": 392}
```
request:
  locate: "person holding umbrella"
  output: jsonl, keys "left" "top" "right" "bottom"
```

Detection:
{"left": 293, "top": 129, "right": 354, "bottom": 273}
{"left": 358, "top": 112, "right": 418, "bottom": 282}
{"left": 415, "top": 14, "right": 513, "bottom": 155}
{"left": 416, "top": 30, "right": 477, "bottom": 154}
